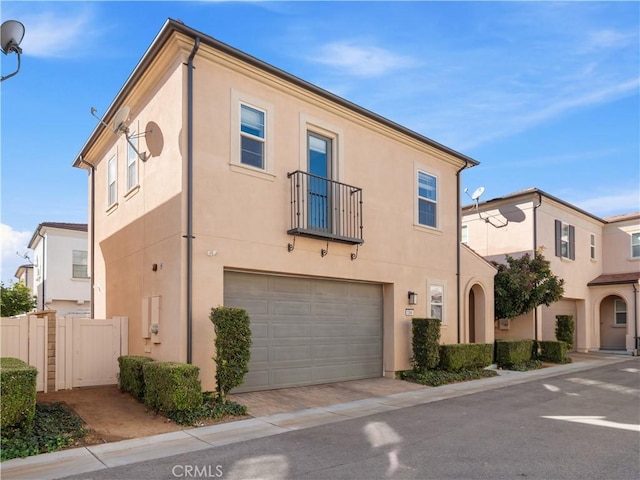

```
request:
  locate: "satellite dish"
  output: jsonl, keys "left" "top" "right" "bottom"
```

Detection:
{"left": 112, "top": 105, "right": 131, "bottom": 133}
{"left": 471, "top": 186, "right": 485, "bottom": 201}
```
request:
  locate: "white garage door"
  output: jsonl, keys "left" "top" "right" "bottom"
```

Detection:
{"left": 224, "top": 271, "right": 383, "bottom": 393}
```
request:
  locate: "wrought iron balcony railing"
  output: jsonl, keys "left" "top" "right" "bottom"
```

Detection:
{"left": 287, "top": 170, "right": 363, "bottom": 245}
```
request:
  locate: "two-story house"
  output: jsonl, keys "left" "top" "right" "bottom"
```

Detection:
{"left": 72, "top": 19, "right": 496, "bottom": 392}
{"left": 26, "top": 222, "right": 91, "bottom": 316}
{"left": 462, "top": 188, "right": 639, "bottom": 354}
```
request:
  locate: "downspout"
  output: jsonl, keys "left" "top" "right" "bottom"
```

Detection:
{"left": 633, "top": 283, "right": 638, "bottom": 355}
{"left": 78, "top": 157, "right": 96, "bottom": 318}
{"left": 533, "top": 193, "right": 542, "bottom": 342}
{"left": 456, "top": 159, "right": 470, "bottom": 344}
{"left": 186, "top": 37, "right": 200, "bottom": 364}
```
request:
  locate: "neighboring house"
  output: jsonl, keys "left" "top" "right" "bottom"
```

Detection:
{"left": 72, "top": 19, "right": 496, "bottom": 392}
{"left": 14, "top": 264, "right": 35, "bottom": 293}
{"left": 26, "top": 222, "right": 91, "bottom": 316}
{"left": 462, "top": 188, "right": 640, "bottom": 354}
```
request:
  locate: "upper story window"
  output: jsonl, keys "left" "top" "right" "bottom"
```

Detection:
{"left": 240, "top": 103, "right": 266, "bottom": 169}
{"left": 590, "top": 233, "right": 596, "bottom": 260}
{"left": 614, "top": 299, "right": 627, "bottom": 325}
{"left": 461, "top": 225, "right": 469, "bottom": 244}
{"left": 127, "top": 132, "right": 138, "bottom": 191}
{"left": 632, "top": 232, "right": 640, "bottom": 259}
{"left": 417, "top": 171, "right": 437, "bottom": 228}
{"left": 555, "top": 220, "right": 575, "bottom": 260}
{"left": 72, "top": 250, "right": 89, "bottom": 279}
{"left": 108, "top": 155, "right": 117, "bottom": 207}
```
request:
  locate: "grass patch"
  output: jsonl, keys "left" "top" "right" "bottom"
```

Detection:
{"left": 168, "top": 392, "right": 247, "bottom": 426}
{"left": 398, "top": 368, "right": 497, "bottom": 387}
{"left": 1, "top": 403, "right": 87, "bottom": 462}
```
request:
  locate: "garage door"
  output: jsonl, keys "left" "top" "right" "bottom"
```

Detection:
{"left": 224, "top": 271, "right": 383, "bottom": 393}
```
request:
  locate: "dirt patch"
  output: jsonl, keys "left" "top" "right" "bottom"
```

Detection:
{"left": 37, "top": 386, "right": 183, "bottom": 445}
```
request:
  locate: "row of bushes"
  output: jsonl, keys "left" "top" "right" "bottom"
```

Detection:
{"left": 1, "top": 358, "right": 37, "bottom": 430}
{"left": 118, "top": 356, "right": 203, "bottom": 424}
{"left": 411, "top": 318, "right": 571, "bottom": 373}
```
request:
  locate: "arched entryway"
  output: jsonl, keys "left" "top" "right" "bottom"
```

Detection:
{"left": 599, "top": 295, "right": 627, "bottom": 350}
{"left": 468, "top": 284, "right": 486, "bottom": 343}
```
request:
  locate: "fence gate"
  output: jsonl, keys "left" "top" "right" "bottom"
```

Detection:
{"left": 1, "top": 314, "right": 128, "bottom": 391}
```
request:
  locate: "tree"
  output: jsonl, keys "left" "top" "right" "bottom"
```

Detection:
{"left": 0, "top": 281, "right": 36, "bottom": 317}
{"left": 492, "top": 249, "right": 564, "bottom": 320}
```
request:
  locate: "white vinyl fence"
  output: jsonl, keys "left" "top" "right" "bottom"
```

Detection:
{"left": 0, "top": 312, "right": 128, "bottom": 392}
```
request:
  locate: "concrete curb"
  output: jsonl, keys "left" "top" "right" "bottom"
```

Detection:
{"left": 1, "top": 354, "right": 634, "bottom": 480}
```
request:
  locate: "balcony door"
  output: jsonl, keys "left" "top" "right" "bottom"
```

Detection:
{"left": 307, "top": 132, "right": 332, "bottom": 232}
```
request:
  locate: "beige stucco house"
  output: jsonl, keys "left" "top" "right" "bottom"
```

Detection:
{"left": 73, "top": 19, "right": 496, "bottom": 392}
{"left": 462, "top": 188, "right": 639, "bottom": 354}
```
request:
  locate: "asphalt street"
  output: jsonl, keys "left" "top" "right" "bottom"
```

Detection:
{"left": 61, "top": 358, "right": 640, "bottom": 480}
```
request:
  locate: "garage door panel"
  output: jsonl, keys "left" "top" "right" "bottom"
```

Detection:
{"left": 272, "top": 323, "right": 310, "bottom": 338}
{"left": 225, "top": 272, "right": 382, "bottom": 392}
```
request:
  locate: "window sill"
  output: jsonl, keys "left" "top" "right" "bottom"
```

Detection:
{"left": 124, "top": 185, "right": 140, "bottom": 200}
{"left": 612, "top": 324, "right": 627, "bottom": 328}
{"left": 106, "top": 203, "right": 119, "bottom": 215}
{"left": 71, "top": 277, "right": 90, "bottom": 282}
{"left": 628, "top": 257, "right": 640, "bottom": 262}
{"left": 413, "top": 224, "right": 442, "bottom": 236}
{"left": 230, "top": 163, "right": 276, "bottom": 181}
{"left": 559, "top": 256, "right": 574, "bottom": 263}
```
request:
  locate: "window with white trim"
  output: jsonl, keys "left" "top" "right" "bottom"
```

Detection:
{"left": 590, "top": 233, "right": 596, "bottom": 260}
{"left": 417, "top": 171, "right": 437, "bottom": 228}
{"left": 461, "top": 225, "right": 469, "bottom": 244}
{"left": 632, "top": 232, "right": 640, "bottom": 259}
{"left": 240, "top": 103, "right": 266, "bottom": 169}
{"left": 555, "top": 220, "right": 575, "bottom": 260}
{"left": 72, "top": 250, "right": 88, "bottom": 279}
{"left": 127, "top": 132, "right": 138, "bottom": 191}
{"left": 430, "top": 284, "right": 444, "bottom": 323}
{"left": 614, "top": 299, "right": 627, "bottom": 325}
{"left": 108, "top": 155, "right": 117, "bottom": 207}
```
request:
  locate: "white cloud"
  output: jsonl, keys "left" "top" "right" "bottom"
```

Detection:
{"left": 570, "top": 190, "right": 640, "bottom": 217}
{"left": 310, "top": 41, "right": 418, "bottom": 77}
{"left": 19, "top": 9, "right": 97, "bottom": 59}
{"left": 1, "top": 224, "right": 32, "bottom": 283}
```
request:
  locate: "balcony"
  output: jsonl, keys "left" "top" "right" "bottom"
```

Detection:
{"left": 287, "top": 170, "right": 363, "bottom": 245}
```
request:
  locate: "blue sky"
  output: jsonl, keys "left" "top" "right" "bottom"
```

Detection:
{"left": 1, "top": 1, "right": 639, "bottom": 282}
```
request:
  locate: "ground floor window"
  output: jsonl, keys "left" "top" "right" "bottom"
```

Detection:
{"left": 614, "top": 299, "right": 627, "bottom": 325}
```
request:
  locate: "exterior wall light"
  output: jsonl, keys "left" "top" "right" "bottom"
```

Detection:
{"left": 1, "top": 20, "right": 25, "bottom": 82}
{"left": 408, "top": 291, "right": 418, "bottom": 305}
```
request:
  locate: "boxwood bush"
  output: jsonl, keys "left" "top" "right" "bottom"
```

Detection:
{"left": 538, "top": 340, "right": 571, "bottom": 364}
{"left": 1, "top": 357, "right": 37, "bottom": 429}
{"left": 495, "top": 339, "right": 535, "bottom": 368}
{"left": 411, "top": 318, "right": 441, "bottom": 371}
{"left": 439, "top": 343, "right": 493, "bottom": 372}
{"left": 142, "top": 362, "right": 203, "bottom": 423}
{"left": 118, "top": 355, "right": 154, "bottom": 401}
{"left": 555, "top": 315, "right": 575, "bottom": 350}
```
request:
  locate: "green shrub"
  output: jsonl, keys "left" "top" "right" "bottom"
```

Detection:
{"left": 1, "top": 357, "right": 37, "bottom": 430}
{"left": 210, "top": 306, "right": 252, "bottom": 400}
{"left": 118, "top": 355, "right": 154, "bottom": 401}
{"left": 142, "top": 362, "right": 203, "bottom": 424}
{"left": 398, "top": 368, "right": 497, "bottom": 387}
{"left": 411, "top": 318, "right": 441, "bottom": 371}
{"left": 439, "top": 343, "right": 493, "bottom": 372}
{"left": 555, "top": 315, "right": 575, "bottom": 350}
{"left": 538, "top": 340, "right": 571, "bottom": 364}
{"left": 495, "top": 339, "right": 534, "bottom": 368}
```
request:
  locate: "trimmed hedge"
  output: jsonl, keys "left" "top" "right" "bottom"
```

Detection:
{"left": 439, "top": 343, "right": 493, "bottom": 372}
{"left": 142, "top": 362, "right": 203, "bottom": 421}
{"left": 210, "top": 306, "right": 252, "bottom": 400}
{"left": 495, "top": 339, "right": 534, "bottom": 368}
{"left": 555, "top": 315, "right": 575, "bottom": 350}
{"left": 538, "top": 340, "right": 570, "bottom": 364}
{"left": 411, "top": 318, "right": 441, "bottom": 371}
{"left": 1, "top": 357, "right": 37, "bottom": 429}
{"left": 118, "top": 355, "right": 154, "bottom": 401}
